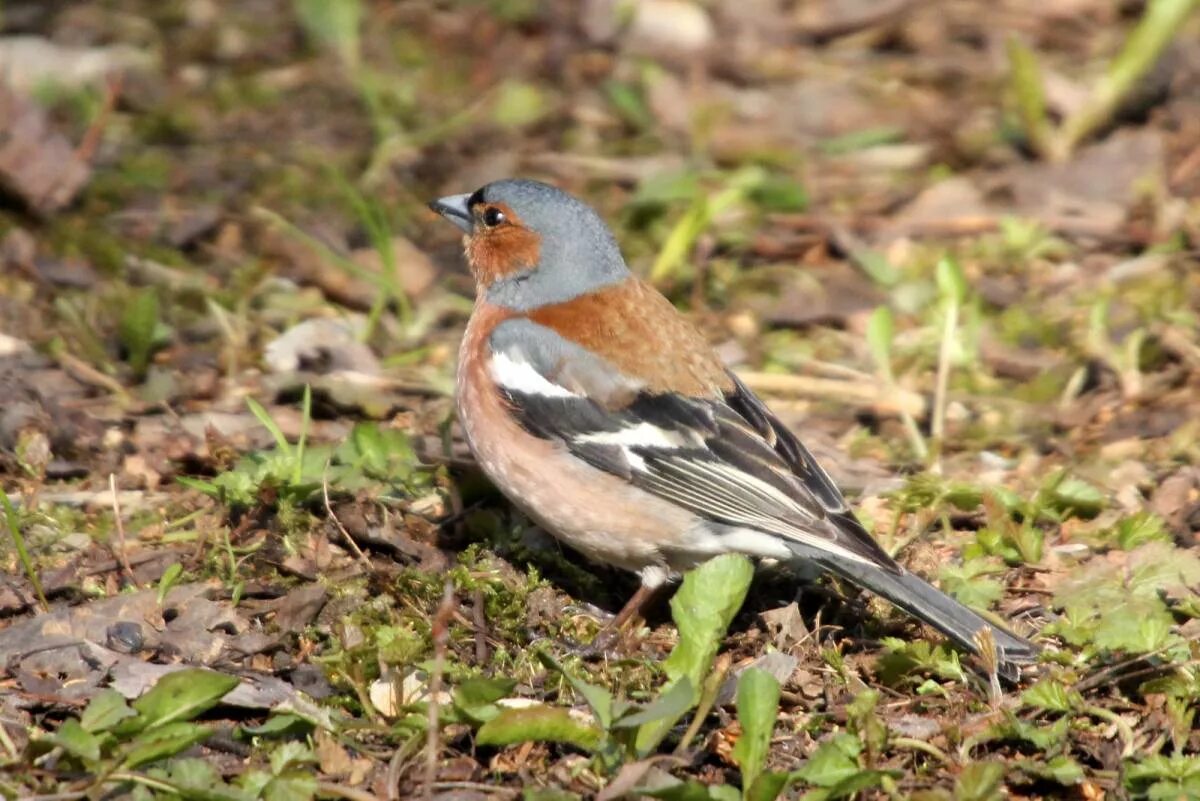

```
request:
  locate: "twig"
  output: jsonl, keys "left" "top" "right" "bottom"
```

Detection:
{"left": 322, "top": 462, "right": 374, "bottom": 572}
{"left": 54, "top": 351, "right": 129, "bottom": 399}
{"left": 428, "top": 783, "right": 519, "bottom": 798}
{"left": 796, "top": 0, "right": 912, "bottom": 42}
{"left": 1170, "top": 140, "right": 1200, "bottom": 187}
{"left": 425, "top": 580, "right": 456, "bottom": 800}
{"left": 891, "top": 736, "right": 952, "bottom": 765}
{"left": 108, "top": 475, "right": 140, "bottom": 589}
{"left": 736, "top": 370, "right": 926, "bottom": 418}
{"left": 74, "top": 74, "right": 122, "bottom": 163}
{"left": 472, "top": 586, "right": 489, "bottom": 665}
{"left": 316, "top": 782, "right": 385, "bottom": 801}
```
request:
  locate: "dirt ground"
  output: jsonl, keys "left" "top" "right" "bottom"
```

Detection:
{"left": 2, "top": 1, "right": 1200, "bottom": 799}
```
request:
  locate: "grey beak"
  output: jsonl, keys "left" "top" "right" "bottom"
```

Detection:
{"left": 428, "top": 193, "right": 473, "bottom": 233}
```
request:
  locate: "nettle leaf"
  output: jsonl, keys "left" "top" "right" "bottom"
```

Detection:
{"left": 1016, "top": 755, "right": 1085, "bottom": 786}
{"left": 476, "top": 705, "right": 602, "bottom": 752}
{"left": 1052, "top": 542, "right": 1200, "bottom": 653}
{"left": 1021, "top": 680, "right": 1080, "bottom": 713}
{"left": 954, "top": 761, "right": 1006, "bottom": 801}
{"left": 1092, "top": 599, "right": 1174, "bottom": 652}
{"left": 262, "top": 772, "right": 318, "bottom": 801}
{"left": 732, "top": 669, "right": 781, "bottom": 794}
{"left": 1125, "top": 753, "right": 1200, "bottom": 800}
{"left": 876, "top": 638, "right": 967, "bottom": 685}
{"left": 270, "top": 741, "right": 316, "bottom": 775}
{"left": 938, "top": 558, "right": 1004, "bottom": 609}
{"left": 1044, "top": 475, "right": 1105, "bottom": 519}
{"left": 80, "top": 688, "right": 137, "bottom": 733}
{"left": 982, "top": 714, "right": 1071, "bottom": 750}
{"left": 1111, "top": 512, "right": 1171, "bottom": 550}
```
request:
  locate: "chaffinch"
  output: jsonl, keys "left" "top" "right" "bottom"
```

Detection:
{"left": 431, "top": 178, "right": 1037, "bottom": 677}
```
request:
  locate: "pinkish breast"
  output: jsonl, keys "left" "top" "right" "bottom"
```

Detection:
{"left": 455, "top": 302, "right": 695, "bottom": 576}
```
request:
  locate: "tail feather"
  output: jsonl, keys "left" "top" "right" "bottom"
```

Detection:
{"left": 815, "top": 555, "right": 1039, "bottom": 680}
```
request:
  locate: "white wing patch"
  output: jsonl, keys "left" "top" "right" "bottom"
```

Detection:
{"left": 575, "top": 422, "right": 699, "bottom": 450}
{"left": 490, "top": 349, "right": 576, "bottom": 399}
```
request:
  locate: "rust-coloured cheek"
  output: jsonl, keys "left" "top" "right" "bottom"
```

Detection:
{"left": 465, "top": 223, "right": 541, "bottom": 286}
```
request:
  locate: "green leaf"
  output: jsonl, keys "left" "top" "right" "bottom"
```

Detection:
{"left": 239, "top": 714, "right": 313, "bottom": 739}
{"left": 935, "top": 258, "right": 967, "bottom": 305}
{"left": 1017, "top": 755, "right": 1085, "bottom": 786}
{"left": 732, "top": 669, "right": 781, "bottom": 796}
{"left": 537, "top": 652, "right": 613, "bottom": 730}
{"left": 293, "top": 0, "right": 362, "bottom": 69}
{"left": 800, "top": 769, "right": 892, "bottom": 801}
{"left": 866, "top": 306, "right": 895, "bottom": 382}
{"left": 1006, "top": 36, "right": 1051, "bottom": 158}
{"left": 53, "top": 718, "right": 102, "bottom": 763}
{"left": 124, "top": 668, "right": 240, "bottom": 733}
{"left": 476, "top": 705, "right": 603, "bottom": 752}
{"left": 646, "top": 782, "right": 732, "bottom": 801}
{"left": 166, "top": 758, "right": 254, "bottom": 801}
{"left": 954, "top": 761, "right": 1006, "bottom": 801}
{"left": 614, "top": 677, "right": 694, "bottom": 742}
{"left": 157, "top": 562, "right": 183, "bottom": 605}
{"left": 748, "top": 175, "right": 808, "bottom": 213}
{"left": 1021, "top": 679, "right": 1080, "bottom": 713}
{"left": 1112, "top": 512, "right": 1171, "bottom": 550}
{"left": 636, "top": 554, "right": 754, "bottom": 753}
{"left": 876, "top": 638, "right": 967, "bottom": 685}
{"left": 453, "top": 677, "right": 519, "bottom": 724}
{"left": 524, "top": 790, "right": 584, "bottom": 801}
{"left": 80, "top": 688, "right": 137, "bottom": 733}
{"left": 263, "top": 772, "right": 318, "bottom": 801}
{"left": 492, "top": 81, "right": 547, "bottom": 129}
{"left": 246, "top": 397, "right": 292, "bottom": 457}
{"left": 981, "top": 714, "right": 1070, "bottom": 750}
{"left": 746, "top": 772, "right": 793, "bottom": 801}
{"left": 794, "top": 733, "right": 862, "bottom": 788}
{"left": 937, "top": 559, "right": 1004, "bottom": 609}
{"left": 270, "top": 741, "right": 316, "bottom": 775}
{"left": 121, "top": 721, "right": 215, "bottom": 769}
{"left": 118, "top": 287, "right": 161, "bottom": 378}
{"left": 1046, "top": 475, "right": 1105, "bottom": 519}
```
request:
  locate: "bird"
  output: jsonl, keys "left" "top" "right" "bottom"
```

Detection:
{"left": 429, "top": 178, "right": 1038, "bottom": 679}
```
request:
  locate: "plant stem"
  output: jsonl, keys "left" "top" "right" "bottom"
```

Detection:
{"left": 1, "top": 492, "right": 48, "bottom": 612}
{"left": 1054, "top": 0, "right": 1199, "bottom": 159}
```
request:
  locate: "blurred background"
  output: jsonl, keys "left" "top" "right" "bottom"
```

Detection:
{"left": 2, "top": 1, "right": 1200, "bottom": 798}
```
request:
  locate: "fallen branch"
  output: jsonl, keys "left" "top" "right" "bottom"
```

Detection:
{"left": 736, "top": 370, "right": 926, "bottom": 419}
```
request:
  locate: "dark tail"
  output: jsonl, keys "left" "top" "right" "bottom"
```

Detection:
{"left": 814, "top": 555, "right": 1039, "bottom": 681}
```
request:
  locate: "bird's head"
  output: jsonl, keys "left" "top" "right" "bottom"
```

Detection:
{"left": 429, "top": 179, "right": 629, "bottom": 310}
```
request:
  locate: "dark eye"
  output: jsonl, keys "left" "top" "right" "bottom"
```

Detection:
{"left": 482, "top": 206, "right": 506, "bottom": 227}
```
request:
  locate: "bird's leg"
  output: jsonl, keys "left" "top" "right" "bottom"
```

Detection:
{"left": 566, "top": 583, "right": 662, "bottom": 659}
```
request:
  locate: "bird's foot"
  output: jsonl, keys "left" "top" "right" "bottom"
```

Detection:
{"left": 559, "top": 625, "right": 628, "bottom": 661}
